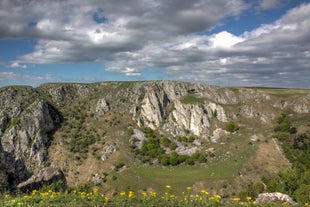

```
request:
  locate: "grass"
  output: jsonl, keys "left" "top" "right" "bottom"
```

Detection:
{"left": 251, "top": 88, "right": 309, "bottom": 98}
{"left": 180, "top": 95, "right": 205, "bottom": 104}
{"left": 0, "top": 187, "right": 306, "bottom": 207}
{"left": 109, "top": 133, "right": 253, "bottom": 196}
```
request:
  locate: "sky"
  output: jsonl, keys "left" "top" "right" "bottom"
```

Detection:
{"left": 0, "top": 0, "right": 309, "bottom": 88}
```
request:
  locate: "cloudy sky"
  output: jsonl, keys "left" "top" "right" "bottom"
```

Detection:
{"left": 0, "top": 0, "right": 309, "bottom": 88}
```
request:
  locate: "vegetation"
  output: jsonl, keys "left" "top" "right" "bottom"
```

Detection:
{"left": 180, "top": 95, "right": 204, "bottom": 104}
{"left": 132, "top": 128, "right": 207, "bottom": 166}
{"left": 225, "top": 120, "right": 239, "bottom": 133}
{"left": 2, "top": 185, "right": 306, "bottom": 207}
{"left": 244, "top": 113, "right": 310, "bottom": 204}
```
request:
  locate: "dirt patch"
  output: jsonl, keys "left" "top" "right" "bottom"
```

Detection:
{"left": 234, "top": 138, "right": 291, "bottom": 188}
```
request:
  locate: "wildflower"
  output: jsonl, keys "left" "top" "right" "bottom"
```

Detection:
{"left": 165, "top": 185, "right": 171, "bottom": 189}
{"left": 17, "top": 202, "right": 22, "bottom": 206}
{"left": 201, "top": 190, "right": 209, "bottom": 195}
{"left": 246, "top": 196, "right": 252, "bottom": 201}
{"left": 215, "top": 195, "right": 221, "bottom": 200}
{"left": 150, "top": 191, "right": 156, "bottom": 197}
{"left": 142, "top": 192, "right": 147, "bottom": 197}
{"left": 209, "top": 195, "right": 222, "bottom": 203}
{"left": 92, "top": 188, "right": 99, "bottom": 194}
{"left": 195, "top": 194, "right": 203, "bottom": 201}
{"left": 232, "top": 197, "right": 241, "bottom": 202}
{"left": 128, "top": 191, "right": 135, "bottom": 198}
{"left": 186, "top": 186, "right": 192, "bottom": 191}
{"left": 102, "top": 195, "right": 109, "bottom": 203}
{"left": 170, "top": 194, "right": 176, "bottom": 199}
{"left": 120, "top": 191, "right": 126, "bottom": 196}
{"left": 23, "top": 195, "right": 31, "bottom": 199}
{"left": 4, "top": 194, "right": 10, "bottom": 199}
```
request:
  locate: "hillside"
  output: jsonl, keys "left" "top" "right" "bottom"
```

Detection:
{"left": 0, "top": 81, "right": 309, "bottom": 198}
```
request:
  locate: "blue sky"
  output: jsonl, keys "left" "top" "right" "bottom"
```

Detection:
{"left": 0, "top": 0, "right": 309, "bottom": 88}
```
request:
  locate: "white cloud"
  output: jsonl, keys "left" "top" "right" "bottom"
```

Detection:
{"left": 121, "top": 67, "right": 141, "bottom": 76}
{"left": 0, "top": 1, "right": 309, "bottom": 88}
{"left": 208, "top": 31, "right": 245, "bottom": 49}
{"left": 9, "top": 62, "right": 27, "bottom": 69}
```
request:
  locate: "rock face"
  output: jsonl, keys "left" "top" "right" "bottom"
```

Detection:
{"left": 0, "top": 81, "right": 309, "bottom": 192}
{"left": 93, "top": 98, "right": 110, "bottom": 117}
{"left": 256, "top": 192, "right": 297, "bottom": 205}
{"left": 0, "top": 87, "right": 66, "bottom": 191}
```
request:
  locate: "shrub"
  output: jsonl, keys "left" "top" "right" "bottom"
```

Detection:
{"left": 225, "top": 121, "right": 239, "bottom": 133}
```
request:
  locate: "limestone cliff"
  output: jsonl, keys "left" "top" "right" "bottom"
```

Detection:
{"left": 0, "top": 81, "right": 309, "bottom": 192}
{"left": 0, "top": 87, "right": 65, "bottom": 191}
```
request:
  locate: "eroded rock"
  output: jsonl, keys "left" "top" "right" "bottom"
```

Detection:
{"left": 256, "top": 192, "right": 297, "bottom": 205}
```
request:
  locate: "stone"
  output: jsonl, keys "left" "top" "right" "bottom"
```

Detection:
{"left": 94, "top": 98, "right": 110, "bottom": 117}
{"left": 256, "top": 192, "right": 297, "bottom": 205}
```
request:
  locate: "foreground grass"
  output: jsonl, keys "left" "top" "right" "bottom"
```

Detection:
{"left": 1, "top": 186, "right": 308, "bottom": 207}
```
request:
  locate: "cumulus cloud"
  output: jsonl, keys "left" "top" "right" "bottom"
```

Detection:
{"left": 9, "top": 62, "right": 27, "bottom": 69}
{"left": 0, "top": 0, "right": 309, "bottom": 88}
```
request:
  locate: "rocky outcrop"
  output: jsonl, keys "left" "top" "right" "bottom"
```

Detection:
{"left": 37, "top": 83, "right": 94, "bottom": 106}
{"left": 1, "top": 100, "right": 61, "bottom": 168}
{"left": 101, "top": 143, "right": 117, "bottom": 161}
{"left": 256, "top": 192, "right": 297, "bottom": 205}
{"left": 93, "top": 98, "right": 110, "bottom": 117}
{"left": 0, "top": 97, "right": 65, "bottom": 191}
{"left": 210, "top": 128, "right": 228, "bottom": 143}
{"left": 0, "top": 81, "right": 309, "bottom": 193}
{"left": 131, "top": 82, "right": 230, "bottom": 137}
{"left": 133, "top": 84, "right": 170, "bottom": 129}
{"left": 130, "top": 81, "right": 309, "bottom": 139}
{"left": 164, "top": 100, "right": 210, "bottom": 137}
{"left": 16, "top": 167, "right": 66, "bottom": 192}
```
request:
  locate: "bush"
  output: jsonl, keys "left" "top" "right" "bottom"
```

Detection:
{"left": 225, "top": 121, "right": 239, "bottom": 133}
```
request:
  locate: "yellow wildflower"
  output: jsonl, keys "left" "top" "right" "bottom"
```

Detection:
{"left": 92, "top": 188, "right": 99, "bottom": 194}
{"left": 232, "top": 197, "right": 241, "bottom": 202}
{"left": 31, "top": 189, "right": 38, "bottom": 195}
{"left": 4, "top": 194, "right": 10, "bottom": 199}
{"left": 201, "top": 190, "right": 209, "bottom": 195}
{"left": 23, "top": 195, "right": 31, "bottom": 199}
{"left": 128, "top": 191, "right": 135, "bottom": 198}
{"left": 142, "top": 192, "right": 147, "bottom": 197}
{"left": 186, "top": 186, "right": 192, "bottom": 191}
{"left": 150, "top": 191, "right": 156, "bottom": 197}
{"left": 165, "top": 185, "right": 171, "bottom": 189}
{"left": 120, "top": 191, "right": 126, "bottom": 196}
{"left": 215, "top": 195, "right": 221, "bottom": 200}
{"left": 246, "top": 196, "right": 252, "bottom": 201}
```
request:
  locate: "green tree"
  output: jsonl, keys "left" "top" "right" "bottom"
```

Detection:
{"left": 169, "top": 152, "right": 180, "bottom": 166}
{"left": 160, "top": 154, "right": 170, "bottom": 166}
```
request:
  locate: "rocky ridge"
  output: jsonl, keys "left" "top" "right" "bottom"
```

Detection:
{"left": 0, "top": 81, "right": 309, "bottom": 192}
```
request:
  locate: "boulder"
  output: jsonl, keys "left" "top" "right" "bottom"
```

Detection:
{"left": 256, "top": 192, "right": 297, "bottom": 205}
